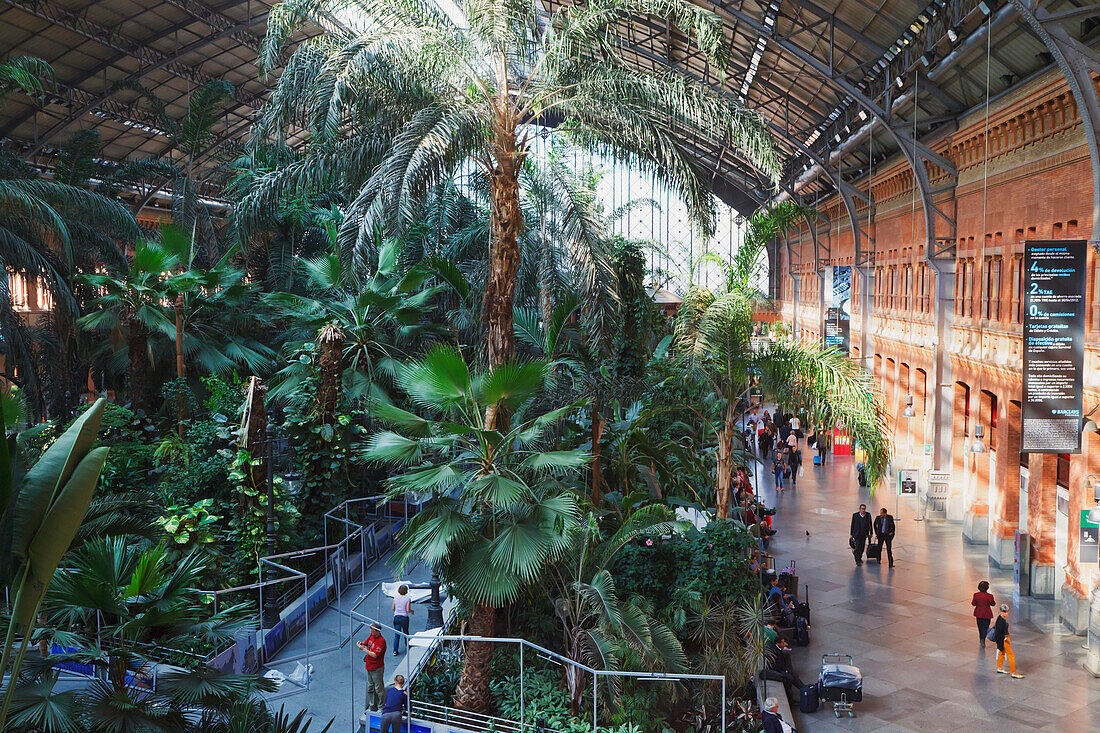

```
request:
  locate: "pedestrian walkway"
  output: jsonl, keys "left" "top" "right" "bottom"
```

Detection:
{"left": 762, "top": 452, "right": 1100, "bottom": 731}
{"left": 262, "top": 559, "right": 437, "bottom": 731}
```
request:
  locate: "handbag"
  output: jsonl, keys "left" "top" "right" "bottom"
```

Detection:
{"left": 985, "top": 625, "right": 997, "bottom": 642}
{"left": 848, "top": 537, "right": 856, "bottom": 549}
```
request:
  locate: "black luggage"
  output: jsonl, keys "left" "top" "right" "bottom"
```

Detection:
{"left": 799, "top": 683, "right": 819, "bottom": 714}
{"left": 795, "top": 600, "right": 811, "bottom": 625}
{"left": 794, "top": 616, "right": 810, "bottom": 646}
{"left": 865, "top": 540, "right": 882, "bottom": 562}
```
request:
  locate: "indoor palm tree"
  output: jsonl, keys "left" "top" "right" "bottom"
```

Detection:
{"left": 674, "top": 202, "right": 889, "bottom": 516}
{"left": 253, "top": 0, "right": 780, "bottom": 368}
{"left": 363, "top": 345, "right": 585, "bottom": 711}
{"left": 544, "top": 506, "right": 687, "bottom": 713}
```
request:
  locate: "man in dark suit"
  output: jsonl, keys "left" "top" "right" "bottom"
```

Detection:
{"left": 850, "top": 504, "right": 872, "bottom": 566}
{"left": 875, "top": 507, "right": 896, "bottom": 568}
{"left": 761, "top": 697, "right": 790, "bottom": 733}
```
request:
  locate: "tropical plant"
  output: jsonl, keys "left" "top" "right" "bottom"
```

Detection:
{"left": 363, "top": 345, "right": 585, "bottom": 711}
{"left": 0, "top": 56, "right": 52, "bottom": 100}
{"left": 0, "top": 398, "right": 109, "bottom": 729}
{"left": 673, "top": 202, "right": 889, "bottom": 514}
{"left": 79, "top": 227, "right": 275, "bottom": 418}
{"left": 543, "top": 506, "right": 687, "bottom": 713}
{"left": 253, "top": 0, "right": 780, "bottom": 370}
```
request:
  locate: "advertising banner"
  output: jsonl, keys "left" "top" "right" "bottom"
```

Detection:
{"left": 1022, "top": 240, "right": 1087, "bottom": 453}
{"left": 824, "top": 265, "right": 851, "bottom": 355}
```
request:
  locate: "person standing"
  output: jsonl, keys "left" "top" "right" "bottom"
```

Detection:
{"left": 379, "top": 675, "right": 409, "bottom": 733}
{"left": 357, "top": 623, "right": 387, "bottom": 711}
{"left": 817, "top": 426, "right": 831, "bottom": 464}
{"left": 874, "top": 507, "right": 896, "bottom": 568}
{"left": 849, "top": 504, "right": 872, "bottom": 566}
{"left": 392, "top": 584, "right": 414, "bottom": 655}
{"left": 992, "top": 604, "right": 1024, "bottom": 678}
{"left": 972, "top": 581, "right": 996, "bottom": 647}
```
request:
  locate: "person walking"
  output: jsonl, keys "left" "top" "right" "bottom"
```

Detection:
{"left": 379, "top": 675, "right": 409, "bottom": 733}
{"left": 992, "top": 604, "right": 1024, "bottom": 678}
{"left": 972, "top": 581, "right": 996, "bottom": 647}
{"left": 357, "top": 623, "right": 387, "bottom": 711}
{"left": 392, "top": 584, "right": 414, "bottom": 655}
{"left": 817, "top": 426, "right": 831, "bottom": 464}
{"left": 788, "top": 446, "right": 802, "bottom": 487}
{"left": 849, "top": 504, "right": 872, "bottom": 566}
{"left": 772, "top": 451, "right": 785, "bottom": 492}
{"left": 874, "top": 507, "right": 896, "bottom": 568}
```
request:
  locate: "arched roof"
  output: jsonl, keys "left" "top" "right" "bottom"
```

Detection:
{"left": 0, "top": 0, "right": 1084, "bottom": 213}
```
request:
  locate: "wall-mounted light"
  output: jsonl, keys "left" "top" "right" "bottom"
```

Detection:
{"left": 971, "top": 424, "right": 987, "bottom": 454}
{"left": 903, "top": 394, "right": 916, "bottom": 418}
{"left": 947, "top": 27, "right": 959, "bottom": 43}
{"left": 1087, "top": 475, "right": 1100, "bottom": 524}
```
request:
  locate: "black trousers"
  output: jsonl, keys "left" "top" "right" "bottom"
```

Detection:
{"left": 853, "top": 534, "right": 868, "bottom": 562}
{"left": 876, "top": 535, "right": 894, "bottom": 565}
{"left": 977, "top": 617, "right": 991, "bottom": 643}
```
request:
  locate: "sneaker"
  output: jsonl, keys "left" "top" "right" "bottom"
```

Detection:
{"left": 1011, "top": 673, "right": 1024, "bottom": 679}
{"left": 996, "top": 668, "right": 1008, "bottom": 674}
{"left": 393, "top": 650, "right": 399, "bottom": 656}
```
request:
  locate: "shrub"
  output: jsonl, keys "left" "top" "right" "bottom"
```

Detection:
{"left": 679, "top": 521, "right": 756, "bottom": 602}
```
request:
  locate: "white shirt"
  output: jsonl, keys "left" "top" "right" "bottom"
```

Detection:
{"left": 790, "top": 417, "right": 800, "bottom": 430}
{"left": 786, "top": 433, "right": 798, "bottom": 448}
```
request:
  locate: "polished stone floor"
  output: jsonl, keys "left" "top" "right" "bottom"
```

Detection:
{"left": 761, "top": 451, "right": 1100, "bottom": 732}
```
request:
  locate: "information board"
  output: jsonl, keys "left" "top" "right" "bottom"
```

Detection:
{"left": 898, "top": 469, "right": 918, "bottom": 495}
{"left": 1022, "top": 240, "right": 1087, "bottom": 453}
{"left": 824, "top": 265, "right": 851, "bottom": 355}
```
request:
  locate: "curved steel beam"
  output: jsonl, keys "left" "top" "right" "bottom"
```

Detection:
{"left": 1009, "top": 0, "right": 1100, "bottom": 247}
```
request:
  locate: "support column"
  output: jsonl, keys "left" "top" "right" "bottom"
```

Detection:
{"left": 1062, "top": 434, "right": 1100, "bottom": 633}
{"left": 947, "top": 383, "right": 969, "bottom": 521}
{"left": 989, "top": 401, "right": 1021, "bottom": 566}
{"left": 928, "top": 262, "right": 955, "bottom": 477}
{"left": 1028, "top": 453, "right": 1058, "bottom": 599}
{"left": 964, "top": 390, "right": 992, "bottom": 544}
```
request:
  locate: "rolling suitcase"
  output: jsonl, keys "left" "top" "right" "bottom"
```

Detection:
{"left": 799, "top": 682, "right": 819, "bottom": 714}
{"left": 865, "top": 540, "right": 882, "bottom": 562}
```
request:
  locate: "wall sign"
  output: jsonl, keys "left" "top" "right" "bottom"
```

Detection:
{"left": 824, "top": 265, "right": 851, "bottom": 355}
{"left": 1022, "top": 240, "right": 1087, "bottom": 453}
{"left": 1081, "top": 510, "right": 1099, "bottom": 565}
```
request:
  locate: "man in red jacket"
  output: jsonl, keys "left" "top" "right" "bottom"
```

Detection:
{"left": 357, "top": 623, "right": 387, "bottom": 711}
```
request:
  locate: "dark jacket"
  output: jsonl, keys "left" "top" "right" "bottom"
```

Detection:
{"left": 761, "top": 710, "right": 786, "bottom": 733}
{"left": 993, "top": 615, "right": 1009, "bottom": 650}
{"left": 850, "top": 511, "right": 872, "bottom": 539}
{"left": 874, "top": 513, "right": 896, "bottom": 540}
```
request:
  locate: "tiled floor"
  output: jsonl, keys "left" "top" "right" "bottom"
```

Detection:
{"left": 761, "top": 451, "right": 1100, "bottom": 731}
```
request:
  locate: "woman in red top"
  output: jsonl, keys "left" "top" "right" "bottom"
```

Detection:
{"left": 971, "top": 580, "right": 996, "bottom": 648}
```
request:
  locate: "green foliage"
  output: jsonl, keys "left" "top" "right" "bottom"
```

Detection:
{"left": 227, "top": 448, "right": 300, "bottom": 567}
{"left": 157, "top": 498, "right": 221, "bottom": 548}
{"left": 614, "top": 537, "right": 690, "bottom": 604}
{"left": 202, "top": 373, "right": 245, "bottom": 419}
{"left": 678, "top": 522, "right": 756, "bottom": 601}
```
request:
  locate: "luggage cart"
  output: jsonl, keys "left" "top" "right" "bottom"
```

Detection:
{"left": 818, "top": 653, "right": 862, "bottom": 718}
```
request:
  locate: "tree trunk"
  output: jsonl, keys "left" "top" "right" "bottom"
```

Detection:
{"left": 453, "top": 603, "right": 496, "bottom": 713}
{"left": 317, "top": 323, "right": 344, "bottom": 424}
{"left": 482, "top": 119, "right": 525, "bottom": 370}
{"left": 715, "top": 402, "right": 737, "bottom": 519}
{"left": 174, "top": 296, "right": 185, "bottom": 439}
{"left": 126, "top": 316, "right": 147, "bottom": 412}
{"left": 590, "top": 403, "right": 604, "bottom": 506}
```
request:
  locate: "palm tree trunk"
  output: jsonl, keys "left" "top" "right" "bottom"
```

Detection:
{"left": 126, "top": 317, "right": 147, "bottom": 411}
{"left": 715, "top": 402, "right": 737, "bottom": 519}
{"left": 174, "top": 296, "right": 185, "bottom": 439}
{"left": 317, "top": 323, "right": 344, "bottom": 424}
{"left": 591, "top": 403, "right": 604, "bottom": 505}
{"left": 453, "top": 603, "right": 496, "bottom": 713}
{"left": 482, "top": 116, "right": 525, "bottom": 369}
